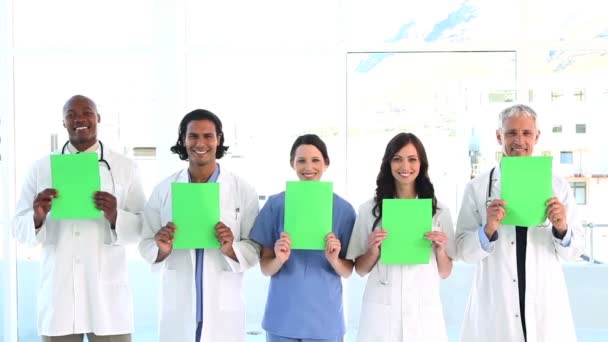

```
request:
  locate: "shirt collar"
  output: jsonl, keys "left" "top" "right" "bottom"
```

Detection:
{"left": 65, "top": 141, "right": 100, "bottom": 156}
{"left": 187, "top": 164, "right": 221, "bottom": 183}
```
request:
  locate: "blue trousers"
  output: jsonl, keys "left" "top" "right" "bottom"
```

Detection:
{"left": 266, "top": 333, "right": 343, "bottom": 342}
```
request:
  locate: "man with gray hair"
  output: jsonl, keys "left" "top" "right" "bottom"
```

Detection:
{"left": 12, "top": 95, "right": 146, "bottom": 342}
{"left": 456, "top": 104, "right": 584, "bottom": 342}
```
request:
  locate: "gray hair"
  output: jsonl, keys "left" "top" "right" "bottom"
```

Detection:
{"left": 497, "top": 104, "right": 537, "bottom": 130}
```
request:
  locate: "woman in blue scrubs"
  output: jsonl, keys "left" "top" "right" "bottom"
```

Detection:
{"left": 250, "top": 134, "right": 356, "bottom": 342}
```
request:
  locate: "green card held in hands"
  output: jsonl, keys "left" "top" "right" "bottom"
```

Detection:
{"left": 381, "top": 198, "right": 432, "bottom": 265}
{"left": 50, "top": 153, "right": 101, "bottom": 219}
{"left": 171, "top": 182, "right": 220, "bottom": 249}
{"left": 284, "top": 181, "right": 333, "bottom": 250}
{"left": 501, "top": 156, "right": 552, "bottom": 227}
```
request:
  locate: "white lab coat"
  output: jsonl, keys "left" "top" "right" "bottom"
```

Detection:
{"left": 346, "top": 198, "right": 455, "bottom": 342}
{"left": 456, "top": 166, "right": 584, "bottom": 342}
{"left": 11, "top": 146, "right": 145, "bottom": 336}
{"left": 138, "top": 166, "right": 260, "bottom": 342}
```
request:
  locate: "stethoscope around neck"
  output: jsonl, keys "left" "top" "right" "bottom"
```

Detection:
{"left": 61, "top": 140, "right": 115, "bottom": 193}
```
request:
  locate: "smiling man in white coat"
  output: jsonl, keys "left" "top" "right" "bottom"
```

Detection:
{"left": 456, "top": 104, "right": 584, "bottom": 342}
{"left": 138, "top": 109, "right": 260, "bottom": 342}
{"left": 12, "top": 95, "right": 146, "bottom": 342}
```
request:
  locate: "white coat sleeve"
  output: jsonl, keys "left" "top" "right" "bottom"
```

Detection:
{"left": 456, "top": 180, "right": 493, "bottom": 263}
{"left": 11, "top": 161, "right": 48, "bottom": 247}
{"left": 552, "top": 179, "right": 584, "bottom": 261}
{"left": 346, "top": 201, "right": 373, "bottom": 261}
{"left": 111, "top": 161, "right": 146, "bottom": 245}
{"left": 138, "top": 186, "right": 164, "bottom": 270}
{"left": 437, "top": 206, "right": 456, "bottom": 260}
{"left": 223, "top": 181, "right": 261, "bottom": 273}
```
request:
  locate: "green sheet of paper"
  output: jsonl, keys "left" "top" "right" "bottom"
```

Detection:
{"left": 50, "top": 153, "right": 101, "bottom": 219}
{"left": 380, "top": 198, "right": 432, "bottom": 265}
{"left": 284, "top": 181, "right": 333, "bottom": 250}
{"left": 171, "top": 182, "right": 220, "bottom": 249}
{"left": 501, "top": 156, "right": 553, "bottom": 227}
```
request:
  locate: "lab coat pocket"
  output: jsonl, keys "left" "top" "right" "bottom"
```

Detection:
{"left": 218, "top": 271, "right": 244, "bottom": 311}
{"left": 39, "top": 245, "right": 57, "bottom": 288}
{"left": 161, "top": 269, "right": 178, "bottom": 312}
{"left": 358, "top": 301, "right": 391, "bottom": 340}
{"left": 100, "top": 244, "right": 128, "bottom": 284}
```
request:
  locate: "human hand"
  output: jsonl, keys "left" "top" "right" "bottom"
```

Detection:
{"left": 33, "top": 188, "right": 58, "bottom": 228}
{"left": 93, "top": 191, "right": 117, "bottom": 226}
{"left": 325, "top": 232, "right": 341, "bottom": 262}
{"left": 367, "top": 228, "right": 388, "bottom": 257}
{"left": 274, "top": 232, "right": 291, "bottom": 263}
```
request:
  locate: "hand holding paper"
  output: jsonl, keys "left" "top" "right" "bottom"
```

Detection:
{"left": 215, "top": 221, "right": 236, "bottom": 260}
{"left": 93, "top": 191, "right": 117, "bottom": 226}
{"left": 485, "top": 199, "right": 507, "bottom": 237}
{"left": 425, "top": 231, "right": 448, "bottom": 255}
{"left": 33, "top": 188, "right": 58, "bottom": 228}
{"left": 325, "top": 232, "right": 341, "bottom": 262}
{"left": 546, "top": 197, "right": 567, "bottom": 233}
{"left": 274, "top": 232, "right": 292, "bottom": 264}
{"left": 154, "top": 222, "right": 176, "bottom": 262}
{"left": 367, "top": 228, "right": 388, "bottom": 257}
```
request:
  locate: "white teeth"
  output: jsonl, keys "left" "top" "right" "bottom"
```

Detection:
{"left": 193, "top": 150, "right": 208, "bottom": 155}
{"left": 75, "top": 127, "right": 87, "bottom": 131}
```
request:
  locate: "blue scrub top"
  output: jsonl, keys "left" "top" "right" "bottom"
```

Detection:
{"left": 250, "top": 191, "right": 356, "bottom": 339}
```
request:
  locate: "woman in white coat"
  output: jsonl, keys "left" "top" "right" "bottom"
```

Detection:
{"left": 346, "top": 132, "right": 455, "bottom": 342}
{"left": 456, "top": 104, "right": 584, "bottom": 342}
{"left": 138, "top": 109, "right": 260, "bottom": 342}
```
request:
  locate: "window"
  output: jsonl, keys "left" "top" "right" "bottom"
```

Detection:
{"left": 551, "top": 89, "right": 563, "bottom": 102}
{"left": 488, "top": 90, "right": 516, "bottom": 103}
{"left": 574, "top": 89, "right": 585, "bottom": 101}
{"left": 552, "top": 125, "right": 563, "bottom": 133}
{"left": 560, "top": 151, "right": 573, "bottom": 164}
{"left": 576, "top": 124, "right": 587, "bottom": 133}
{"left": 570, "top": 181, "right": 587, "bottom": 205}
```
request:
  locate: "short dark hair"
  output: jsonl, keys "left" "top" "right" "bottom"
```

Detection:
{"left": 372, "top": 132, "right": 437, "bottom": 229}
{"left": 63, "top": 95, "right": 98, "bottom": 115}
{"left": 170, "top": 109, "right": 229, "bottom": 160}
{"left": 289, "top": 134, "right": 330, "bottom": 166}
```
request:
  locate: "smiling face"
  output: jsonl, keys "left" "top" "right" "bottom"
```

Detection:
{"left": 497, "top": 115, "right": 540, "bottom": 157}
{"left": 390, "top": 143, "right": 420, "bottom": 188}
{"left": 292, "top": 144, "right": 328, "bottom": 181}
{"left": 184, "top": 119, "right": 220, "bottom": 168}
{"left": 63, "top": 96, "right": 100, "bottom": 151}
